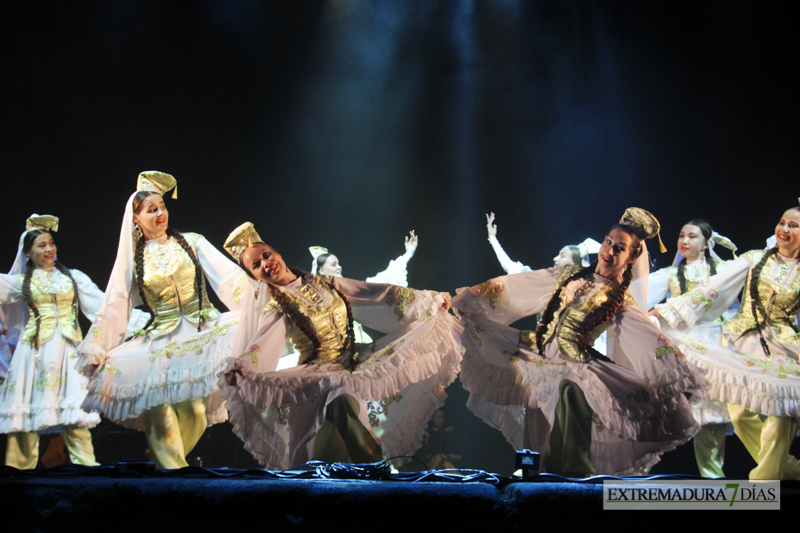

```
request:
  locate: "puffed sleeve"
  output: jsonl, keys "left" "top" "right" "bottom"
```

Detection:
{"left": 654, "top": 254, "right": 751, "bottom": 329}
{"left": 194, "top": 235, "right": 247, "bottom": 311}
{"left": 365, "top": 251, "right": 413, "bottom": 287}
{"left": 645, "top": 268, "right": 670, "bottom": 310}
{"left": 488, "top": 235, "right": 532, "bottom": 275}
{"left": 330, "top": 276, "right": 449, "bottom": 334}
{"left": 0, "top": 274, "right": 23, "bottom": 304}
{"left": 607, "top": 305, "right": 700, "bottom": 391}
{"left": 225, "top": 303, "right": 292, "bottom": 377}
{"left": 70, "top": 270, "right": 104, "bottom": 322}
{"left": 452, "top": 267, "right": 563, "bottom": 326}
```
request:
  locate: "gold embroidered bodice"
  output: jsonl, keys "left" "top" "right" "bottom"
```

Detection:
{"left": 723, "top": 250, "right": 800, "bottom": 345}
{"left": 666, "top": 259, "right": 725, "bottom": 298}
{"left": 265, "top": 275, "right": 351, "bottom": 365}
{"left": 523, "top": 266, "right": 635, "bottom": 363}
{"left": 20, "top": 269, "right": 80, "bottom": 345}
{"left": 139, "top": 233, "right": 219, "bottom": 339}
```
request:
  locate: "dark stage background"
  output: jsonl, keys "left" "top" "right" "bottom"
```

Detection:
{"left": 1, "top": 1, "right": 798, "bottom": 473}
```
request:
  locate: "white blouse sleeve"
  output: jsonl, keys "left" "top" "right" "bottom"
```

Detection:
{"left": 488, "top": 235, "right": 531, "bottom": 275}
{"left": 195, "top": 235, "right": 247, "bottom": 311}
{"left": 452, "top": 267, "right": 562, "bottom": 326}
{"left": 0, "top": 274, "right": 23, "bottom": 304}
{"left": 331, "top": 277, "right": 449, "bottom": 334}
{"left": 654, "top": 255, "right": 751, "bottom": 329}
{"left": 226, "top": 303, "right": 292, "bottom": 376}
{"left": 365, "top": 251, "right": 414, "bottom": 287}
{"left": 608, "top": 304, "right": 700, "bottom": 389}
{"left": 71, "top": 270, "right": 105, "bottom": 322}
{"left": 645, "top": 268, "right": 670, "bottom": 310}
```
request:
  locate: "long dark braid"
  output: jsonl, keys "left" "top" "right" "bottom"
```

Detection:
{"left": 21, "top": 258, "right": 41, "bottom": 350}
{"left": 134, "top": 233, "right": 157, "bottom": 333}
{"left": 750, "top": 247, "right": 779, "bottom": 356}
{"left": 677, "top": 219, "right": 718, "bottom": 294}
{"left": 536, "top": 224, "right": 641, "bottom": 360}
{"left": 535, "top": 264, "right": 594, "bottom": 353}
{"left": 576, "top": 263, "right": 634, "bottom": 361}
{"left": 167, "top": 228, "right": 206, "bottom": 331}
{"left": 55, "top": 261, "right": 80, "bottom": 326}
{"left": 677, "top": 249, "right": 717, "bottom": 295}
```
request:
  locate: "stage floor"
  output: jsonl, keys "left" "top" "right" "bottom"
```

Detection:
{"left": 2, "top": 466, "right": 796, "bottom": 531}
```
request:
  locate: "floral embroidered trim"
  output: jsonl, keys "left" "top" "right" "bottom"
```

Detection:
{"left": 466, "top": 323, "right": 482, "bottom": 347}
{"left": 90, "top": 316, "right": 104, "bottom": 340}
{"left": 278, "top": 407, "right": 290, "bottom": 424}
{"left": 689, "top": 287, "right": 718, "bottom": 311}
{"left": 226, "top": 275, "right": 246, "bottom": 305}
{"left": 367, "top": 394, "right": 403, "bottom": 427}
{"left": 1, "top": 371, "right": 14, "bottom": 395}
{"left": 149, "top": 320, "right": 238, "bottom": 361}
{"left": 239, "top": 344, "right": 260, "bottom": 366}
{"left": 385, "top": 286, "right": 416, "bottom": 320}
{"left": 655, "top": 334, "right": 683, "bottom": 359}
{"left": 102, "top": 358, "right": 122, "bottom": 377}
{"left": 476, "top": 280, "right": 504, "bottom": 309}
{"left": 737, "top": 352, "right": 800, "bottom": 379}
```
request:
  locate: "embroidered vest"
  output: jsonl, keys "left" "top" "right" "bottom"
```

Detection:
{"left": 139, "top": 233, "right": 219, "bottom": 339}
{"left": 266, "top": 275, "right": 352, "bottom": 365}
{"left": 723, "top": 250, "right": 800, "bottom": 346}
{"left": 666, "top": 259, "right": 726, "bottom": 298}
{"left": 20, "top": 269, "right": 80, "bottom": 346}
{"left": 522, "top": 267, "right": 635, "bottom": 363}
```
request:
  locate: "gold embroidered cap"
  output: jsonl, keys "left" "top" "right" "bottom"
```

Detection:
{"left": 619, "top": 207, "right": 667, "bottom": 252}
{"left": 224, "top": 222, "right": 264, "bottom": 261}
{"left": 308, "top": 246, "right": 329, "bottom": 259}
{"left": 137, "top": 171, "right": 178, "bottom": 199}
{"left": 26, "top": 214, "right": 59, "bottom": 232}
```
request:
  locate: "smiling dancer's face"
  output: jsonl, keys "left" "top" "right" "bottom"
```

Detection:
{"left": 775, "top": 209, "right": 800, "bottom": 258}
{"left": 241, "top": 244, "right": 295, "bottom": 285}
{"left": 596, "top": 228, "right": 637, "bottom": 280}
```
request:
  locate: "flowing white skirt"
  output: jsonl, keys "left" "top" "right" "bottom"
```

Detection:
{"left": 668, "top": 322, "right": 800, "bottom": 419}
{"left": 459, "top": 317, "right": 703, "bottom": 475}
{"left": 222, "top": 313, "right": 463, "bottom": 469}
{"left": 81, "top": 312, "right": 239, "bottom": 430}
{"left": 0, "top": 331, "right": 100, "bottom": 434}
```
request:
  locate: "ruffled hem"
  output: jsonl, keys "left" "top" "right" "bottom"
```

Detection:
{"left": 657, "top": 297, "right": 698, "bottom": 329}
{"left": 458, "top": 320, "right": 701, "bottom": 444}
{"left": 676, "top": 337, "right": 800, "bottom": 418}
{"left": 80, "top": 325, "right": 236, "bottom": 427}
{"left": 75, "top": 342, "right": 107, "bottom": 378}
{"left": 224, "top": 393, "right": 289, "bottom": 469}
{"left": 225, "top": 313, "right": 463, "bottom": 410}
{"left": 372, "top": 345, "right": 462, "bottom": 464}
{"left": 0, "top": 397, "right": 100, "bottom": 433}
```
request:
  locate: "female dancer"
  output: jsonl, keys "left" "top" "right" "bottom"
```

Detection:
{"left": 486, "top": 212, "right": 600, "bottom": 273}
{"left": 311, "top": 230, "right": 418, "bottom": 285}
{"left": 77, "top": 172, "right": 245, "bottom": 469}
{"left": 455, "top": 208, "right": 703, "bottom": 477}
{"left": 220, "top": 222, "right": 462, "bottom": 468}
{"left": 0, "top": 215, "right": 102, "bottom": 468}
{"left": 646, "top": 220, "right": 737, "bottom": 478}
{"left": 652, "top": 206, "right": 800, "bottom": 479}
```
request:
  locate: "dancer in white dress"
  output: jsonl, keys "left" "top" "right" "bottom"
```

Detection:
{"left": 456, "top": 208, "right": 703, "bottom": 477}
{"left": 486, "top": 212, "right": 600, "bottom": 274}
{"left": 646, "top": 219, "right": 737, "bottom": 478}
{"left": 76, "top": 172, "right": 245, "bottom": 469}
{"left": 0, "top": 215, "right": 101, "bottom": 469}
{"left": 220, "top": 223, "right": 462, "bottom": 469}
{"left": 652, "top": 206, "right": 800, "bottom": 479}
